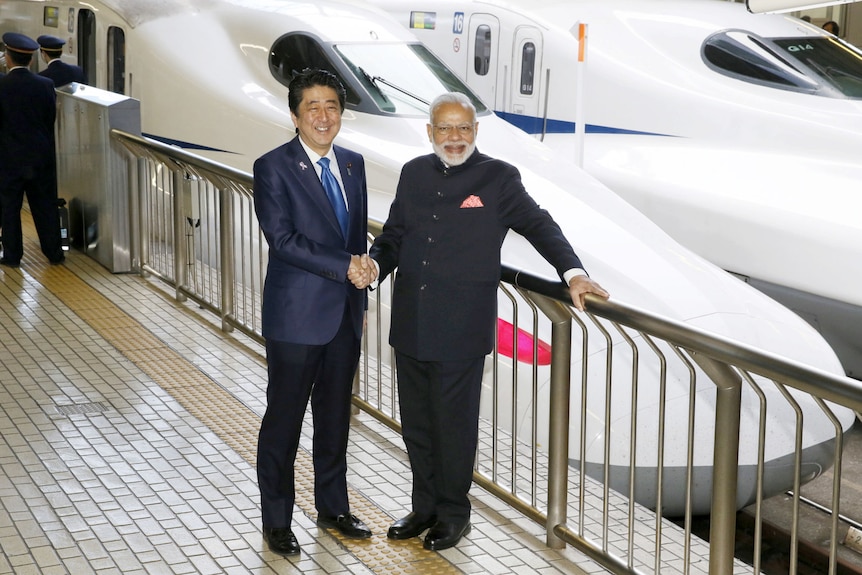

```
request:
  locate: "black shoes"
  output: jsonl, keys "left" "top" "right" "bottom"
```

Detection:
{"left": 387, "top": 512, "right": 437, "bottom": 540}
{"left": 265, "top": 514, "right": 467, "bottom": 553}
{"left": 423, "top": 520, "right": 471, "bottom": 551}
{"left": 263, "top": 527, "right": 300, "bottom": 556}
{"left": 317, "top": 513, "right": 372, "bottom": 539}
{"left": 0, "top": 258, "right": 19, "bottom": 268}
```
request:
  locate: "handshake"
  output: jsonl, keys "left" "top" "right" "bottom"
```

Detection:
{"left": 348, "top": 254, "right": 378, "bottom": 289}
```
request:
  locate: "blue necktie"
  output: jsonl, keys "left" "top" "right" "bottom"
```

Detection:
{"left": 317, "top": 158, "right": 348, "bottom": 238}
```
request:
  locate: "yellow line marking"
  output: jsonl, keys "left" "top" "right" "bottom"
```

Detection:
{"left": 15, "top": 214, "right": 459, "bottom": 574}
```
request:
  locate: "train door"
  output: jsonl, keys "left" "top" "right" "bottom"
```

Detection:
{"left": 466, "top": 14, "right": 500, "bottom": 109}
{"left": 77, "top": 9, "right": 96, "bottom": 86}
{"left": 509, "top": 26, "right": 543, "bottom": 130}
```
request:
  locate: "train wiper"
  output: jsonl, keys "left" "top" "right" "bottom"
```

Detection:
{"left": 369, "top": 75, "right": 429, "bottom": 107}
{"left": 357, "top": 66, "right": 390, "bottom": 104}
{"left": 825, "top": 65, "right": 862, "bottom": 82}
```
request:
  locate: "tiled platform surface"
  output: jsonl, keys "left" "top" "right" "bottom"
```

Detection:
{"left": 0, "top": 216, "right": 611, "bottom": 574}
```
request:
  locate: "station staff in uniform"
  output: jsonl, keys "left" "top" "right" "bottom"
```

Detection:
{"left": 0, "top": 32, "right": 65, "bottom": 266}
{"left": 368, "top": 92, "right": 609, "bottom": 551}
{"left": 37, "top": 35, "right": 86, "bottom": 86}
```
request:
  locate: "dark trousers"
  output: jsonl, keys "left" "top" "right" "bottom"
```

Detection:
{"left": 257, "top": 309, "right": 360, "bottom": 529}
{"left": 0, "top": 166, "right": 63, "bottom": 263}
{"left": 395, "top": 351, "right": 485, "bottom": 523}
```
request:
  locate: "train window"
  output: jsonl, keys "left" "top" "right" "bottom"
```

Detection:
{"left": 703, "top": 31, "right": 812, "bottom": 88}
{"left": 520, "top": 42, "right": 536, "bottom": 95}
{"left": 700, "top": 30, "right": 855, "bottom": 97}
{"left": 772, "top": 37, "right": 862, "bottom": 98}
{"left": 409, "top": 43, "right": 486, "bottom": 113}
{"left": 107, "top": 27, "right": 125, "bottom": 94}
{"left": 269, "top": 34, "right": 360, "bottom": 106}
{"left": 474, "top": 25, "right": 492, "bottom": 76}
{"left": 333, "top": 42, "right": 487, "bottom": 116}
{"left": 78, "top": 9, "right": 96, "bottom": 84}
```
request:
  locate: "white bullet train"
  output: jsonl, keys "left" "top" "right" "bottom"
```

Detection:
{"left": 2, "top": 0, "right": 853, "bottom": 516}
{"left": 369, "top": 0, "right": 862, "bottom": 379}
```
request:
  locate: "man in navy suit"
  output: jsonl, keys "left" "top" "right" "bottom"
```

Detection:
{"left": 369, "top": 92, "right": 609, "bottom": 551}
{"left": 0, "top": 33, "right": 65, "bottom": 267}
{"left": 253, "top": 68, "right": 377, "bottom": 556}
{"left": 37, "top": 35, "right": 86, "bottom": 86}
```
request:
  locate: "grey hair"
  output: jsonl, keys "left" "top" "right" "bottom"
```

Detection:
{"left": 429, "top": 92, "right": 476, "bottom": 122}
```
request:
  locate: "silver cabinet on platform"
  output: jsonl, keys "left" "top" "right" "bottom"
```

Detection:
{"left": 56, "top": 83, "right": 141, "bottom": 273}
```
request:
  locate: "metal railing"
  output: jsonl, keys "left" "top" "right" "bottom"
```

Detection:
{"left": 112, "top": 129, "right": 862, "bottom": 575}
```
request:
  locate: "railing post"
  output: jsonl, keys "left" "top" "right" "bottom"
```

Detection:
{"left": 693, "top": 353, "right": 743, "bottom": 575}
{"left": 135, "top": 157, "right": 148, "bottom": 274}
{"left": 532, "top": 294, "right": 574, "bottom": 549}
{"left": 219, "top": 187, "right": 235, "bottom": 333}
{"left": 173, "top": 170, "right": 188, "bottom": 302}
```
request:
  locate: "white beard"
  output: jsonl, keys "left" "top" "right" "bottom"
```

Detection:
{"left": 433, "top": 140, "right": 476, "bottom": 167}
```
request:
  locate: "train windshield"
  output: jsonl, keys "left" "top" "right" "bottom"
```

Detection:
{"left": 703, "top": 30, "right": 862, "bottom": 98}
{"left": 334, "top": 43, "right": 487, "bottom": 115}
{"left": 772, "top": 37, "right": 862, "bottom": 98}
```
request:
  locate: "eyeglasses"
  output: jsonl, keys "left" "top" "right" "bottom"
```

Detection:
{"left": 432, "top": 124, "right": 475, "bottom": 135}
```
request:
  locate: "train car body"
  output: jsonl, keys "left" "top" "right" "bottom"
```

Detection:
{"left": 1, "top": 0, "right": 854, "bottom": 515}
{"left": 370, "top": 0, "right": 862, "bottom": 379}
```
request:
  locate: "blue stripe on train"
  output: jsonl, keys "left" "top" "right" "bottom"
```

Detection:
{"left": 494, "top": 111, "right": 670, "bottom": 137}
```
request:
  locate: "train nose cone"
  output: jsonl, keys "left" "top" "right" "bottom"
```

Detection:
{"left": 686, "top": 308, "right": 844, "bottom": 375}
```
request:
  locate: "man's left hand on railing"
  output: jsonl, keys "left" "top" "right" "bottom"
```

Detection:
{"left": 568, "top": 275, "right": 610, "bottom": 312}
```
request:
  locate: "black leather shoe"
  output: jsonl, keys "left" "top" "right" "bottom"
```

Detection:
{"left": 0, "top": 258, "right": 20, "bottom": 268}
{"left": 263, "top": 527, "right": 300, "bottom": 556}
{"left": 317, "top": 513, "right": 372, "bottom": 539}
{"left": 423, "top": 520, "right": 471, "bottom": 551}
{"left": 387, "top": 512, "right": 437, "bottom": 540}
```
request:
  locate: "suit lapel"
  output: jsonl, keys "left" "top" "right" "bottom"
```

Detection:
{"left": 286, "top": 137, "right": 343, "bottom": 238}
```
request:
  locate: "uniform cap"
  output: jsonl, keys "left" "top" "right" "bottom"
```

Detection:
{"left": 3, "top": 32, "right": 39, "bottom": 54}
{"left": 37, "top": 35, "right": 66, "bottom": 50}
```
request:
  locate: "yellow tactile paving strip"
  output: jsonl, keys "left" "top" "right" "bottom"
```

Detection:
{"left": 15, "top": 216, "right": 459, "bottom": 574}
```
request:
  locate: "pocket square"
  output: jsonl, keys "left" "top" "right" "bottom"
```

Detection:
{"left": 460, "top": 195, "right": 484, "bottom": 208}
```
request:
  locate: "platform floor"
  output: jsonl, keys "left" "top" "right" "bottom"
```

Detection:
{"left": 0, "top": 212, "right": 612, "bottom": 574}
